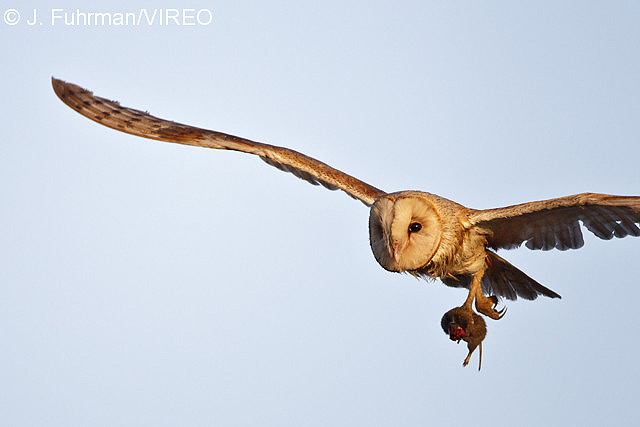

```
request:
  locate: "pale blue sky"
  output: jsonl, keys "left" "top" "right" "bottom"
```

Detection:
{"left": 1, "top": 1, "right": 639, "bottom": 425}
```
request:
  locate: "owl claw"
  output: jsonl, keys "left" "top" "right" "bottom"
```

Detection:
{"left": 480, "top": 307, "right": 504, "bottom": 320}
{"left": 493, "top": 305, "right": 507, "bottom": 318}
{"left": 475, "top": 294, "right": 506, "bottom": 320}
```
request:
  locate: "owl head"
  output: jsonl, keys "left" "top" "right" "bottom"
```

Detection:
{"left": 368, "top": 192, "right": 443, "bottom": 272}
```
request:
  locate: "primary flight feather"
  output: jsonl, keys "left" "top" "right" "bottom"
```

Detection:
{"left": 52, "top": 78, "right": 640, "bottom": 364}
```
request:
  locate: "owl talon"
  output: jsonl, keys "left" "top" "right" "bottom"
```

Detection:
{"left": 480, "top": 304, "right": 506, "bottom": 320}
{"left": 475, "top": 294, "right": 506, "bottom": 320}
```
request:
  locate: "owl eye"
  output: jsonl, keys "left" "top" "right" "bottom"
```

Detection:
{"left": 409, "top": 222, "right": 422, "bottom": 233}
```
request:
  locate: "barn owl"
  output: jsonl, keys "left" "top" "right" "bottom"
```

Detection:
{"left": 51, "top": 78, "right": 640, "bottom": 335}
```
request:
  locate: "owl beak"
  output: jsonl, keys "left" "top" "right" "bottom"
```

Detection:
{"left": 393, "top": 241, "right": 407, "bottom": 264}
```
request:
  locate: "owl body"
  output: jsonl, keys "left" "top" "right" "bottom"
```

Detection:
{"left": 51, "top": 78, "right": 638, "bottom": 306}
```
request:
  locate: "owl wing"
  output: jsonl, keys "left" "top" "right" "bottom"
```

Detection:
{"left": 469, "top": 193, "right": 640, "bottom": 251}
{"left": 442, "top": 251, "right": 561, "bottom": 300}
{"left": 51, "top": 78, "right": 386, "bottom": 206}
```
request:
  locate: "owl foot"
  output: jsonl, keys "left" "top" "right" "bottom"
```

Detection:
{"left": 475, "top": 294, "right": 506, "bottom": 320}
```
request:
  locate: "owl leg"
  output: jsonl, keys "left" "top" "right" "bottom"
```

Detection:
{"left": 462, "top": 269, "right": 505, "bottom": 320}
{"left": 461, "top": 269, "right": 484, "bottom": 311}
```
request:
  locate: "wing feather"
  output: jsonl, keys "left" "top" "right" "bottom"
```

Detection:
{"left": 51, "top": 78, "right": 385, "bottom": 206}
{"left": 469, "top": 193, "right": 640, "bottom": 251}
{"left": 442, "top": 252, "right": 560, "bottom": 301}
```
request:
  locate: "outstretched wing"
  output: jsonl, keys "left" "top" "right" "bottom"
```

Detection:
{"left": 51, "top": 78, "right": 386, "bottom": 206}
{"left": 470, "top": 193, "right": 640, "bottom": 251}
